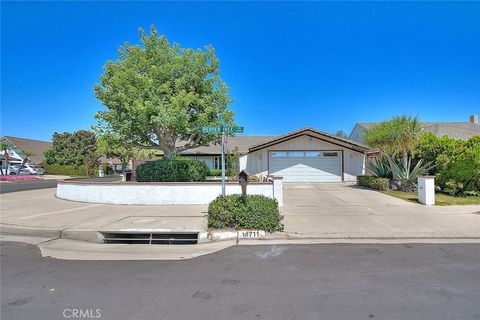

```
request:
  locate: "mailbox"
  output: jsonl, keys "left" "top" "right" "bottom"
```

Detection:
{"left": 239, "top": 169, "right": 250, "bottom": 195}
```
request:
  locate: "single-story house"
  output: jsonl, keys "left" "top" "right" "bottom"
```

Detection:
{"left": 0, "top": 136, "right": 53, "bottom": 167}
{"left": 349, "top": 114, "right": 480, "bottom": 144}
{"left": 0, "top": 136, "right": 123, "bottom": 170}
{"left": 158, "top": 127, "right": 369, "bottom": 182}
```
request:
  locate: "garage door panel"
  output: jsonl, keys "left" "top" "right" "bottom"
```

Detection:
{"left": 269, "top": 151, "right": 342, "bottom": 182}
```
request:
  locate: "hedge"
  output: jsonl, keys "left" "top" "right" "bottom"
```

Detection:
{"left": 208, "top": 194, "right": 283, "bottom": 233}
{"left": 136, "top": 159, "right": 209, "bottom": 182}
{"left": 357, "top": 175, "right": 390, "bottom": 191}
{"left": 41, "top": 163, "right": 89, "bottom": 176}
{"left": 208, "top": 169, "right": 237, "bottom": 177}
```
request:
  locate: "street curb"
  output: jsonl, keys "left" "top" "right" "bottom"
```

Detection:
{"left": 3, "top": 223, "right": 480, "bottom": 245}
{"left": 61, "top": 228, "right": 103, "bottom": 243}
{"left": 0, "top": 224, "right": 62, "bottom": 238}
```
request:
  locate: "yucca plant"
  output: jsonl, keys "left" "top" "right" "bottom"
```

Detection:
{"left": 366, "top": 156, "right": 392, "bottom": 178}
{"left": 388, "top": 155, "right": 436, "bottom": 192}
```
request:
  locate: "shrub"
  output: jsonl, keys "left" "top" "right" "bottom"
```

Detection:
{"left": 366, "top": 156, "right": 392, "bottom": 178}
{"left": 208, "top": 194, "right": 283, "bottom": 233}
{"left": 249, "top": 175, "right": 261, "bottom": 182}
{"left": 443, "top": 180, "right": 465, "bottom": 197}
{"left": 136, "top": 158, "right": 209, "bottom": 182}
{"left": 101, "top": 163, "right": 114, "bottom": 175}
{"left": 436, "top": 136, "right": 480, "bottom": 193}
{"left": 413, "top": 132, "right": 462, "bottom": 174}
{"left": 41, "top": 163, "right": 89, "bottom": 176}
{"left": 388, "top": 156, "right": 435, "bottom": 192}
{"left": 357, "top": 175, "right": 390, "bottom": 191}
{"left": 208, "top": 169, "right": 236, "bottom": 177}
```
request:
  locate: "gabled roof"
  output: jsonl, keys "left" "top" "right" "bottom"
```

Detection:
{"left": 155, "top": 136, "right": 275, "bottom": 156}
{"left": 248, "top": 127, "right": 370, "bottom": 153}
{"left": 1, "top": 136, "right": 52, "bottom": 164}
{"left": 356, "top": 122, "right": 480, "bottom": 140}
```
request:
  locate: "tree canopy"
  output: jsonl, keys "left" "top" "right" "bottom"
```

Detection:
{"left": 44, "top": 130, "right": 97, "bottom": 167}
{"left": 94, "top": 25, "right": 235, "bottom": 158}
{"left": 364, "top": 115, "right": 422, "bottom": 156}
{"left": 96, "top": 133, "right": 154, "bottom": 172}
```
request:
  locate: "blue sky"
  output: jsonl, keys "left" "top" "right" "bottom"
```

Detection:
{"left": 2, "top": 1, "right": 479, "bottom": 141}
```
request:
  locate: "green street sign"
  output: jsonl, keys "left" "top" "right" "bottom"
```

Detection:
{"left": 201, "top": 126, "right": 244, "bottom": 134}
{"left": 201, "top": 126, "right": 222, "bottom": 134}
{"left": 224, "top": 126, "right": 244, "bottom": 133}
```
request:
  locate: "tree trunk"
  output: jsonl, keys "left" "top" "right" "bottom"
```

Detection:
{"left": 163, "top": 146, "right": 177, "bottom": 159}
{"left": 402, "top": 151, "right": 408, "bottom": 170}
{"left": 4, "top": 154, "right": 10, "bottom": 175}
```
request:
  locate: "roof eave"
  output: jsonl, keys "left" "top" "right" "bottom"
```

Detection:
{"left": 248, "top": 128, "right": 370, "bottom": 153}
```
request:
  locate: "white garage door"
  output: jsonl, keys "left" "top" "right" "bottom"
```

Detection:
{"left": 269, "top": 151, "right": 342, "bottom": 182}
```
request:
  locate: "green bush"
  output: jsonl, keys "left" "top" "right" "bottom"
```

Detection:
{"left": 436, "top": 136, "right": 480, "bottom": 193}
{"left": 41, "top": 163, "right": 89, "bottom": 176}
{"left": 101, "top": 163, "right": 114, "bottom": 175}
{"left": 357, "top": 175, "right": 390, "bottom": 191}
{"left": 208, "top": 169, "right": 236, "bottom": 177}
{"left": 136, "top": 158, "right": 209, "bottom": 182}
{"left": 208, "top": 195, "right": 283, "bottom": 233}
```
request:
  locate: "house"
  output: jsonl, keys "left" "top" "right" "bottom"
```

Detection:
{"left": 159, "top": 127, "right": 369, "bottom": 182}
{"left": 0, "top": 136, "right": 123, "bottom": 171}
{"left": 348, "top": 114, "right": 480, "bottom": 144}
{"left": 0, "top": 136, "right": 52, "bottom": 167}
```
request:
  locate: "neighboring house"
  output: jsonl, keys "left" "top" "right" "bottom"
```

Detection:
{"left": 349, "top": 114, "right": 480, "bottom": 144}
{"left": 158, "top": 127, "right": 369, "bottom": 182}
{"left": 0, "top": 136, "right": 52, "bottom": 167}
{"left": 0, "top": 136, "right": 123, "bottom": 170}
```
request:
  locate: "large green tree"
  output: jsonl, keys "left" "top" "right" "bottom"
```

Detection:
{"left": 96, "top": 133, "right": 154, "bottom": 173}
{"left": 94, "top": 26, "right": 235, "bottom": 159}
{"left": 44, "top": 130, "right": 98, "bottom": 175}
{"left": 364, "top": 116, "right": 434, "bottom": 191}
{"left": 364, "top": 115, "right": 422, "bottom": 167}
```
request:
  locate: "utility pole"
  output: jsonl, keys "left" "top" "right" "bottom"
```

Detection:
{"left": 220, "top": 119, "right": 226, "bottom": 196}
{"left": 200, "top": 124, "right": 244, "bottom": 198}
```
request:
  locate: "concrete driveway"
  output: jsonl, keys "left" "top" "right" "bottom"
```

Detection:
{"left": 282, "top": 183, "right": 480, "bottom": 238}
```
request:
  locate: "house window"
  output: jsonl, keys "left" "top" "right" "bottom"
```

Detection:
{"left": 305, "top": 152, "right": 321, "bottom": 157}
{"left": 213, "top": 156, "right": 221, "bottom": 170}
{"left": 271, "top": 151, "right": 288, "bottom": 157}
{"left": 288, "top": 152, "right": 304, "bottom": 157}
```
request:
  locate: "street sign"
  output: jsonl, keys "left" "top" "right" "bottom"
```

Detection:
{"left": 200, "top": 124, "right": 244, "bottom": 196}
{"left": 201, "top": 126, "right": 244, "bottom": 134}
{"left": 201, "top": 126, "right": 222, "bottom": 134}
{"left": 224, "top": 126, "right": 244, "bottom": 134}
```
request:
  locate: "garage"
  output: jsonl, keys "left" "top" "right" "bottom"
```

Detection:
{"left": 269, "top": 150, "right": 342, "bottom": 182}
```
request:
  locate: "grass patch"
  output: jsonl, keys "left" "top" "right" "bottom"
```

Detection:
{"left": 382, "top": 190, "right": 480, "bottom": 206}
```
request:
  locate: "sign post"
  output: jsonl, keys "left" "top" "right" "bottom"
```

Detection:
{"left": 201, "top": 125, "right": 244, "bottom": 196}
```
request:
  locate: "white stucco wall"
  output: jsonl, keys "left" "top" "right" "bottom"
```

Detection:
{"left": 57, "top": 181, "right": 283, "bottom": 206}
{"left": 244, "top": 135, "right": 365, "bottom": 182}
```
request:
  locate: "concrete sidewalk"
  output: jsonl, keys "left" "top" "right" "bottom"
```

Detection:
{"left": 1, "top": 187, "right": 480, "bottom": 243}
{"left": 1, "top": 188, "right": 208, "bottom": 241}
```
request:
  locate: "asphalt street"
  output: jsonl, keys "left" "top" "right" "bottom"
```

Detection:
{"left": 1, "top": 242, "right": 479, "bottom": 320}
{"left": 0, "top": 180, "right": 57, "bottom": 194}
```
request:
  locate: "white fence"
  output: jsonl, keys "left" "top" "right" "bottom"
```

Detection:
{"left": 56, "top": 179, "right": 283, "bottom": 206}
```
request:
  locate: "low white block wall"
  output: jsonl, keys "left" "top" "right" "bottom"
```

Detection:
{"left": 56, "top": 181, "right": 283, "bottom": 206}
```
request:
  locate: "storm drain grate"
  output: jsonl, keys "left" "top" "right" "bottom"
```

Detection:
{"left": 101, "top": 232, "right": 198, "bottom": 245}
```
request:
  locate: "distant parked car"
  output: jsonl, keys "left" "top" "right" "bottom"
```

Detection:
{"left": 21, "top": 163, "right": 45, "bottom": 175}
{"left": 5, "top": 164, "right": 30, "bottom": 175}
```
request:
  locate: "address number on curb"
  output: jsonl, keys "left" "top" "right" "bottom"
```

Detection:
{"left": 238, "top": 230, "right": 265, "bottom": 239}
